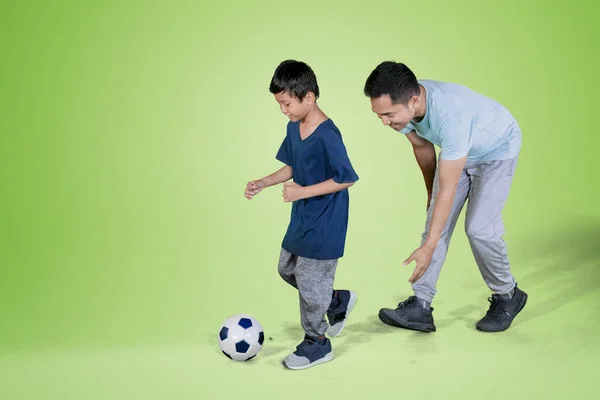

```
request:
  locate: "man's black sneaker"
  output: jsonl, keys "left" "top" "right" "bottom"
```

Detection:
{"left": 378, "top": 296, "right": 436, "bottom": 332}
{"left": 326, "top": 290, "right": 358, "bottom": 337}
{"left": 476, "top": 285, "right": 528, "bottom": 332}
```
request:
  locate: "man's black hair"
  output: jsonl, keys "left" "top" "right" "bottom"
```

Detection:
{"left": 364, "top": 61, "right": 419, "bottom": 104}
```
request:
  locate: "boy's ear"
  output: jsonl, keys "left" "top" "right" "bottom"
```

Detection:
{"left": 303, "top": 91, "right": 316, "bottom": 104}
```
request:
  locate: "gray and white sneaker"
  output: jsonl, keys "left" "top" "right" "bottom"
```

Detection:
{"left": 327, "top": 290, "right": 358, "bottom": 337}
{"left": 282, "top": 335, "right": 333, "bottom": 370}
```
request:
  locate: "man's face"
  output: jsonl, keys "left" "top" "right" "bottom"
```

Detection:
{"left": 370, "top": 95, "right": 416, "bottom": 131}
{"left": 274, "top": 91, "right": 311, "bottom": 122}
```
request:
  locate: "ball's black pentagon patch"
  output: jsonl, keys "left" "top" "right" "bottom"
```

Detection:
{"left": 219, "top": 326, "right": 229, "bottom": 341}
{"left": 238, "top": 318, "right": 253, "bottom": 329}
{"left": 236, "top": 340, "right": 250, "bottom": 353}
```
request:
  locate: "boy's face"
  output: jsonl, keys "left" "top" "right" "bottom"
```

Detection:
{"left": 274, "top": 91, "right": 313, "bottom": 122}
{"left": 370, "top": 95, "right": 418, "bottom": 131}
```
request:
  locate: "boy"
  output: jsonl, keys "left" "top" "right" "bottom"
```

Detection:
{"left": 363, "top": 61, "right": 527, "bottom": 333}
{"left": 245, "top": 60, "right": 359, "bottom": 369}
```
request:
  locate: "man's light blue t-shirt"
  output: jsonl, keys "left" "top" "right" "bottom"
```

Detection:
{"left": 399, "top": 80, "right": 522, "bottom": 163}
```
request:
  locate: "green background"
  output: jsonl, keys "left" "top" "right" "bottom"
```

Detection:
{"left": 1, "top": 0, "right": 598, "bottom": 398}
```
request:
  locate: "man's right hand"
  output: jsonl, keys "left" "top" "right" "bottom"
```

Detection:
{"left": 245, "top": 180, "right": 265, "bottom": 200}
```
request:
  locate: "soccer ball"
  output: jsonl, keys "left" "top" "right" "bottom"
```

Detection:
{"left": 218, "top": 314, "right": 264, "bottom": 361}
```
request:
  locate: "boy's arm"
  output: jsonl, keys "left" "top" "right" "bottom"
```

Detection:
{"left": 282, "top": 133, "right": 359, "bottom": 202}
{"left": 245, "top": 165, "right": 292, "bottom": 200}
{"left": 260, "top": 165, "right": 293, "bottom": 187}
{"left": 406, "top": 130, "right": 436, "bottom": 209}
{"left": 282, "top": 179, "right": 355, "bottom": 203}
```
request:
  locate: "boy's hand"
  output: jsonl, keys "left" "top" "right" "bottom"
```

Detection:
{"left": 282, "top": 182, "right": 305, "bottom": 203}
{"left": 245, "top": 180, "right": 265, "bottom": 200}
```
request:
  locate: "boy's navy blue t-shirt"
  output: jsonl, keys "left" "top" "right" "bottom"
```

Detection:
{"left": 276, "top": 118, "right": 359, "bottom": 260}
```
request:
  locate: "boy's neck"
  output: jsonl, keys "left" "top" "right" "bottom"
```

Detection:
{"left": 300, "top": 104, "right": 327, "bottom": 126}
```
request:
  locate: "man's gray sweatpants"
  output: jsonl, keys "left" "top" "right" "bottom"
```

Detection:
{"left": 413, "top": 156, "right": 519, "bottom": 303}
{"left": 278, "top": 249, "right": 337, "bottom": 338}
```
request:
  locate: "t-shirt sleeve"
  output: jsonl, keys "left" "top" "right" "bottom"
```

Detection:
{"left": 325, "top": 132, "right": 359, "bottom": 184}
{"left": 275, "top": 132, "right": 292, "bottom": 165}
{"left": 439, "top": 113, "right": 472, "bottom": 161}
{"left": 399, "top": 121, "right": 417, "bottom": 135}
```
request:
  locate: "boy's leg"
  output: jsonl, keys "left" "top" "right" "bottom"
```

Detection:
{"left": 277, "top": 248, "right": 298, "bottom": 288}
{"left": 464, "top": 156, "right": 527, "bottom": 332}
{"left": 278, "top": 248, "right": 356, "bottom": 337}
{"left": 378, "top": 167, "right": 471, "bottom": 331}
{"left": 326, "top": 288, "right": 358, "bottom": 337}
{"left": 282, "top": 256, "right": 337, "bottom": 370}
{"left": 296, "top": 257, "right": 338, "bottom": 338}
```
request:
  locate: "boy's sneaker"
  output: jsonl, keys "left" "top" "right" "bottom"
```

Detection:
{"left": 326, "top": 290, "right": 358, "bottom": 337}
{"left": 282, "top": 335, "right": 333, "bottom": 370}
{"left": 476, "top": 285, "right": 528, "bottom": 332}
{"left": 378, "top": 296, "right": 436, "bottom": 332}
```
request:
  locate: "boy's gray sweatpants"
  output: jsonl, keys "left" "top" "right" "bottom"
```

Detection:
{"left": 413, "top": 156, "right": 519, "bottom": 303}
{"left": 278, "top": 249, "right": 337, "bottom": 338}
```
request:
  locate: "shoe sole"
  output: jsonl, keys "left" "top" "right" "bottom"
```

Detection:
{"left": 378, "top": 310, "right": 436, "bottom": 332}
{"left": 327, "top": 291, "right": 358, "bottom": 337}
{"left": 282, "top": 352, "right": 334, "bottom": 370}
{"left": 476, "top": 291, "right": 528, "bottom": 332}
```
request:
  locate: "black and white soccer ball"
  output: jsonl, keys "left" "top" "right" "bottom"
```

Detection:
{"left": 218, "top": 314, "right": 264, "bottom": 361}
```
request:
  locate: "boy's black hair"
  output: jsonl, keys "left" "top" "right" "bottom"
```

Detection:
{"left": 364, "top": 61, "right": 419, "bottom": 105}
{"left": 269, "top": 60, "right": 320, "bottom": 100}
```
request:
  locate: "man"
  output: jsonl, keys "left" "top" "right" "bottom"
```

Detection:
{"left": 364, "top": 61, "right": 527, "bottom": 332}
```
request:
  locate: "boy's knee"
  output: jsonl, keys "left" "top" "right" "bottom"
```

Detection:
{"left": 278, "top": 263, "right": 292, "bottom": 279}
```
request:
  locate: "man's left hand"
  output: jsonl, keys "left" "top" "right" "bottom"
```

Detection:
{"left": 403, "top": 244, "right": 436, "bottom": 284}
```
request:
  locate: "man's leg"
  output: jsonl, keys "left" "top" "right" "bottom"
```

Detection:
{"left": 465, "top": 157, "right": 517, "bottom": 294}
{"left": 464, "top": 156, "right": 527, "bottom": 332}
{"left": 378, "top": 165, "right": 471, "bottom": 331}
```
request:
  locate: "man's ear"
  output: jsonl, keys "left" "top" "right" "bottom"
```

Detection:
{"left": 409, "top": 95, "right": 420, "bottom": 111}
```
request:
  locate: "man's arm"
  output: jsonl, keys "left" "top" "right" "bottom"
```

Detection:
{"left": 403, "top": 114, "right": 472, "bottom": 283}
{"left": 423, "top": 156, "right": 466, "bottom": 249}
{"left": 403, "top": 155, "right": 466, "bottom": 283}
{"left": 406, "top": 131, "right": 436, "bottom": 206}
{"left": 423, "top": 113, "right": 472, "bottom": 248}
